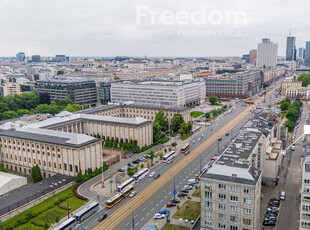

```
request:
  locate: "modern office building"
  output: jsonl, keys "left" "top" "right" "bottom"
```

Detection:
{"left": 16, "top": 52, "right": 25, "bottom": 61}
{"left": 35, "top": 78, "right": 98, "bottom": 106}
{"left": 205, "top": 71, "right": 262, "bottom": 98}
{"left": 286, "top": 36, "right": 296, "bottom": 61}
{"left": 97, "top": 82, "right": 111, "bottom": 105}
{"left": 300, "top": 161, "right": 310, "bottom": 229}
{"left": 249, "top": 50, "right": 257, "bottom": 65}
{"left": 54, "top": 55, "right": 69, "bottom": 62}
{"left": 200, "top": 129, "right": 263, "bottom": 230}
{"left": 257, "top": 38, "right": 278, "bottom": 68}
{"left": 305, "top": 42, "right": 310, "bottom": 66}
{"left": 110, "top": 79, "right": 206, "bottom": 107}
{"left": 31, "top": 55, "right": 41, "bottom": 62}
{"left": 299, "top": 48, "right": 305, "bottom": 59}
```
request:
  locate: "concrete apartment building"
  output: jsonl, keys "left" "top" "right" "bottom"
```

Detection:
{"left": 205, "top": 71, "right": 261, "bottom": 98}
{"left": 200, "top": 129, "right": 263, "bottom": 230}
{"left": 261, "top": 67, "right": 285, "bottom": 83}
{"left": 300, "top": 161, "right": 310, "bottom": 229}
{"left": 110, "top": 79, "right": 206, "bottom": 107}
{"left": 0, "top": 83, "right": 21, "bottom": 96}
{"left": 257, "top": 38, "right": 278, "bottom": 68}
{"left": 249, "top": 50, "right": 257, "bottom": 65}
{"left": 35, "top": 78, "right": 98, "bottom": 106}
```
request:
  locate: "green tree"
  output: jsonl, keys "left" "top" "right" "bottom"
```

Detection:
{"left": 205, "top": 112, "right": 211, "bottom": 119}
{"left": 284, "top": 120, "right": 295, "bottom": 132}
{"left": 38, "top": 92, "right": 50, "bottom": 104}
{"left": 209, "top": 95, "right": 218, "bottom": 105}
{"left": 171, "top": 114, "right": 184, "bottom": 132}
{"left": 286, "top": 108, "right": 299, "bottom": 122}
{"left": 140, "top": 163, "right": 144, "bottom": 169}
{"left": 57, "top": 70, "right": 64, "bottom": 75}
{"left": 16, "top": 109, "right": 31, "bottom": 117}
{"left": 178, "top": 122, "right": 192, "bottom": 135}
{"left": 153, "top": 122, "right": 162, "bottom": 143}
{"left": 222, "top": 105, "right": 227, "bottom": 110}
{"left": 127, "top": 166, "right": 138, "bottom": 177}
{"left": 0, "top": 162, "right": 4, "bottom": 171}
{"left": 146, "top": 161, "right": 150, "bottom": 168}
{"left": 154, "top": 110, "right": 168, "bottom": 130}
{"left": 145, "top": 150, "right": 157, "bottom": 165}
{"left": 297, "top": 73, "right": 310, "bottom": 86}
{"left": 82, "top": 105, "right": 89, "bottom": 109}
{"left": 63, "top": 104, "right": 81, "bottom": 112}
{"left": 280, "top": 101, "right": 290, "bottom": 111}
{"left": 212, "top": 110, "right": 218, "bottom": 117}
{"left": 159, "top": 152, "right": 163, "bottom": 160}
{"left": 263, "top": 82, "right": 269, "bottom": 88}
{"left": 31, "top": 165, "right": 43, "bottom": 183}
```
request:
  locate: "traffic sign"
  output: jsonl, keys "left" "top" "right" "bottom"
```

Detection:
{"left": 172, "top": 189, "right": 177, "bottom": 195}
{"left": 218, "top": 137, "right": 222, "bottom": 141}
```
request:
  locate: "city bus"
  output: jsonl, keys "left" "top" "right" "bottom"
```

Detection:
{"left": 106, "top": 193, "right": 123, "bottom": 208}
{"left": 53, "top": 218, "right": 76, "bottom": 230}
{"left": 121, "top": 185, "right": 135, "bottom": 198}
{"left": 74, "top": 202, "right": 99, "bottom": 223}
{"left": 163, "top": 151, "right": 175, "bottom": 163}
{"left": 133, "top": 168, "right": 149, "bottom": 182}
{"left": 181, "top": 143, "right": 190, "bottom": 153}
{"left": 117, "top": 178, "right": 135, "bottom": 192}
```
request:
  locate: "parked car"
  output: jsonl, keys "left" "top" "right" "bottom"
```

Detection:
{"left": 178, "top": 192, "right": 187, "bottom": 197}
{"left": 225, "top": 133, "right": 229, "bottom": 136}
{"left": 129, "top": 191, "right": 137, "bottom": 198}
{"left": 188, "top": 179, "right": 199, "bottom": 185}
{"left": 183, "top": 185, "right": 193, "bottom": 190}
{"left": 159, "top": 209, "right": 170, "bottom": 214}
{"left": 154, "top": 173, "right": 160, "bottom": 179}
{"left": 154, "top": 214, "right": 165, "bottom": 219}
{"left": 180, "top": 189, "right": 189, "bottom": 194}
{"left": 166, "top": 202, "right": 177, "bottom": 207}
{"left": 149, "top": 172, "right": 155, "bottom": 178}
{"left": 170, "top": 199, "right": 180, "bottom": 203}
{"left": 280, "top": 191, "right": 286, "bottom": 200}
{"left": 167, "top": 160, "right": 173, "bottom": 164}
{"left": 264, "top": 216, "right": 276, "bottom": 221}
{"left": 118, "top": 168, "right": 125, "bottom": 172}
{"left": 127, "top": 163, "right": 134, "bottom": 167}
{"left": 267, "top": 207, "right": 279, "bottom": 212}
{"left": 263, "top": 220, "right": 276, "bottom": 226}
{"left": 98, "top": 213, "right": 107, "bottom": 222}
{"left": 132, "top": 160, "right": 139, "bottom": 164}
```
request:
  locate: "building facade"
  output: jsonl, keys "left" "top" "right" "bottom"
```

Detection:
{"left": 200, "top": 129, "right": 263, "bottom": 230}
{"left": 257, "top": 38, "right": 278, "bottom": 68}
{"left": 285, "top": 86, "right": 307, "bottom": 99}
{"left": 2, "top": 83, "right": 21, "bottom": 96}
{"left": 249, "top": 50, "right": 257, "bottom": 65}
{"left": 281, "top": 78, "right": 303, "bottom": 96}
{"left": 286, "top": 36, "right": 296, "bottom": 61}
{"left": 35, "top": 78, "right": 98, "bottom": 106}
{"left": 16, "top": 52, "right": 25, "bottom": 61}
{"left": 305, "top": 42, "right": 310, "bottom": 67}
{"left": 205, "top": 71, "right": 261, "bottom": 98}
{"left": 97, "top": 82, "right": 111, "bottom": 105}
{"left": 300, "top": 162, "right": 310, "bottom": 229}
{"left": 110, "top": 79, "right": 206, "bottom": 107}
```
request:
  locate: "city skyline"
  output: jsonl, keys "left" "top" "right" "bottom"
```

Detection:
{"left": 1, "top": 0, "right": 310, "bottom": 57}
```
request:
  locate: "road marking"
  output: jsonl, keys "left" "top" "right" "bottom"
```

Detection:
{"left": 126, "top": 222, "right": 129, "bottom": 226}
{"left": 156, "top": 203, "right": 159, "bottom": 206}
{"left": 146, "top": 212, "right": 149, "bottom": 216}
{"left": 151, "top": 208, "right": 154, "bottom": 211}
{"left": 141, "top": 217, "right": 144, "bottom": 221}
{"left": 150, "top": 200, "right": 153, "bottom": 204}
{"left": 160, "top": 199, "right": 163, "bottom": 203}
{"left": 143, "top": 207, "right": 146, "bottom": 211}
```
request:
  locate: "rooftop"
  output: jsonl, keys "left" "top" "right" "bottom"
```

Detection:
{"left": 36, "top": 78, "right": 95, "bottom": 84}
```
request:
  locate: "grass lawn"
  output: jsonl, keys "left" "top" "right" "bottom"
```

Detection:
{"left": 190, "top": 111, "right": 204, "bottom": 118}
{"left": 211, "top": 103, "right": 222, "bottom": 106}
{"left": 173, "top": 201, "right": 200, "bottom": 221}
{"left": 3, "top": 185, "right": 86, "bottom": 230}
{"left": 161, "top": 223, "right": 189, "bottom": 230}
{"left": 192, "top": 187, "right": 200, "bottom": 198}
{"left": 180, "top": 133, "right": 191, "bottom": 141}
{"left": 281, "top": 112, "right": 286, "bottom": 120}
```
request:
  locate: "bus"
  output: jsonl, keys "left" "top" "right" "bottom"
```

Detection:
{"left": 74, "top": 202, "right": 99, "bottom": 223}
{"left": 121, "top": 185, "right": 135, "bottom": 198}
{"left": 117, "top": 178, "right": 135, "bottom": 192}
{"left": 53, "top": 218, "right": 76, "bottom": 230}
{"left": 163, "top": 151, "right": 175, "bottom": 163}
{"left": 106, "top": 193, "right": 123, "bottom": 208}
{"left": 133, "top": 168, "right": 149, "bottom": 182}
{"left": 181, "top": 143, "right": 190, "bottom": 153}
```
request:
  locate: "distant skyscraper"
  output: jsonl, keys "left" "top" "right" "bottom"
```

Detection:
{"left": 257, "top": 38, "right": 278, "bottom": 67}
{"left": 54, "top": 55, "right": 69, "bottom": 62}
{"left": 31, "top": 55, "right": 41, "bottom": 62}
{"left": 305, "top": 42, "right": 310, "bottom": 66}
{"left": 286, "top": 36, "right": 296, "bottom": 61}
{"left": 298, "top": 48, "right": 304, "bottom": 58}
{"left": 16, "top": 52, "right": 25, "bottom": 61}
{"left": 249, "top": 49, "right": 257, "bottom": 65}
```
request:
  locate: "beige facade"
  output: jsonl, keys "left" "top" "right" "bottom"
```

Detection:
{"left": 2, "top": 83, "right": 21, "bottom": 96}
{"left": 286, "top": 86, "right": 307, "bottom": 99}
{"left": 281, "top": 78, "right": 302, "bottom": 95}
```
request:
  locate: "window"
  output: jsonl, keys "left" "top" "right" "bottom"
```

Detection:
{"left": 243, "top": 198, "right": 252, "bottom": 204}
{"left": 243, "top": 219, "right": 251, "bottom": 225}
{"left": 219, "top": 194, "right": 226, "bottom": 200}
{"left": 219, "top": 184, "right": 226, "bottom": 190}
{"left": 205, "top": 191, "right": 212, "bottom": 199}
{"left": 230, "top": 226, "right": 238, "bottom": 230}
{"left": 64, "top": 163, "right": 67, "bottom": 171}
{"left": 230, "top": 206, "right": 238, "bottom": 212}
{"left": 230, "top": 216, "right": 238, "bottom": 223}
{"left": 75, "top": 165, "right": 78, "bottom": 173}
{"left": 243, "top": 208, "right": 251, "bottom": 215}
{"left": 230, "top": 196, "right": 238, "bottom": 202}
{"left": 218, "top": 223, "right": 226, "bottom": 229}
{"left": 70, "top": 164, "right": 73, "bottom": 172}
{"left": 218, "top": 203, "right": 226, "bottom": 210}
{"left": 59, "top": 164, "right": 62, "bottom": 169}
{"left": 205, "top": 201, "right": 212, "bottom": 209}
{"left": 302, "top": 222, "right": 310, "bottom": 227}
{"left": 230, "top": 186, "right": 238, "bottom": 192}
{"left": 243, "top": 188, "right": 251, "bottom": 194}
{"left": 218, "top": 213, "right": 226, "bottom": 220}
{"left": 205, "top": 221, "right": 212, "bottom": 226}
{"left": 205, "top": 211, "right": 212, "bottom": 218}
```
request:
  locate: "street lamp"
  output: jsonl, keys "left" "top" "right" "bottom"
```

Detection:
{"left": 129, "top": 208, "right": 135, "bottom": 230}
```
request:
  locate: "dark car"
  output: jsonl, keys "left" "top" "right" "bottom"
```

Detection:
{"left": 118, "top": 168, "right": 125, "bottom": 172}
{"left": 263, "top": 220, "right": 276, "bottom": 226}
{"left": 225, "top": 133, "right": 229, "bottom": 136}
{"left": 98, "top": 213, "right": 107, "bottom": 222}
{"left": 127, "top": 163, "right": 134, "bottom": 167}
{"left": 178, "top": 192, "right": 187, "bottom": 197}
{"left": 132, "top": 160, "right": 139, "bottom": 164}
{"left": 180, "top": 189, "right": 189, "bottom": 193}
{"left": 154, "top": 173, "right": 160, "bottom": 179}
{"left": 170, "top": 199, "right": 180, "bottom": 203}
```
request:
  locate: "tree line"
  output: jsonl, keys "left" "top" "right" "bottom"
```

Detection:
{"left": 280, "top": 97, "right": 302, "bottom": 132}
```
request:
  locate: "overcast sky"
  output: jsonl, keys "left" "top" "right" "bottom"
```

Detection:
{"left": 1, "top": 0, "right": 310, "bottom": 57}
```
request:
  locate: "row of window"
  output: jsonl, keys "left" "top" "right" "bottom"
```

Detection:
{"left": 206, "top": 183, "right": 252, "bottom": 194}
{"left": 205, "top": 192, "right": 252, "bottom": 204}
{"left": 205, "top": 220, "right": 251, "bottom": 229}
{"left": 206, "top": 202, "right": 252, "bottom": 214}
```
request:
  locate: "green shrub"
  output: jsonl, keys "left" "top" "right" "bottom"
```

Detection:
{"left": 31, "top": 220, "right": 44, "bottom": 227}
{"left": 44, "top": 223, "right": 49, "bottom": 229}
{"left": 6, "top": 225, "right": 13, "bottom": 230}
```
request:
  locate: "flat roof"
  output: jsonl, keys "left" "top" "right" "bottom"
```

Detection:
{"left": 36, "top": 78, "right": 95, "bottom": 84}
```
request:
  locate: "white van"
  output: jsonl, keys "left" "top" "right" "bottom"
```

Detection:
{"left": 280, "top": 191, "right": 285, "bottom": 200}
{"left": 188, "top": 179, "right": 199, "bottom": 185}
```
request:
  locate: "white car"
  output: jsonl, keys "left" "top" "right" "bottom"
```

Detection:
{"left": 154, "top": 214, "right": 165, "bottom": 219}
{"left": 129, "top": 191, "right": 137, "bottom": 198}
{"left": 149, "top": 172, "right": 156, "bottom": 178}
{"left": 183, "top": 185, "right": 193, "bottom": 190}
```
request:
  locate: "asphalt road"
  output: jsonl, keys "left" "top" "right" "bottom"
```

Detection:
{"left": 75, "top": 106, "right": 251, "bottom": 230}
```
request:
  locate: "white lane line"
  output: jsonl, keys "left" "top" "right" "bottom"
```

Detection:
{"left": 151, "top": 208, "right": 154, "bottom": 211}
{"left": 160, "top": 199, "right": 163, "bottom": 203}
{"left": 150, "top": 200, "right": 153, "bottom": 204}
{"left": 135, "top": 223, "right": 139, "bottom": 226}
{"left": 126, "top": 222, "right": 129, "bottom": 226}
{"left": 146, "top": 212, "right": 150, "bottom": 216}
{"left": 165, "top": 195, "right": 168, "bottom": 198}
{"left": 156, "top": 203, "right": 159, "bottom": 206}
{"left": 141, "top": 217, "right": 144, "bottom": 221}
{"left": 143, "top": 207, "right": 146, "bottom": 211}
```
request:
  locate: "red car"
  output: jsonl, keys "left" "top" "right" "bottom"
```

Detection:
{"left": 166, "top": 202, "right": 177, "bottom": 207}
